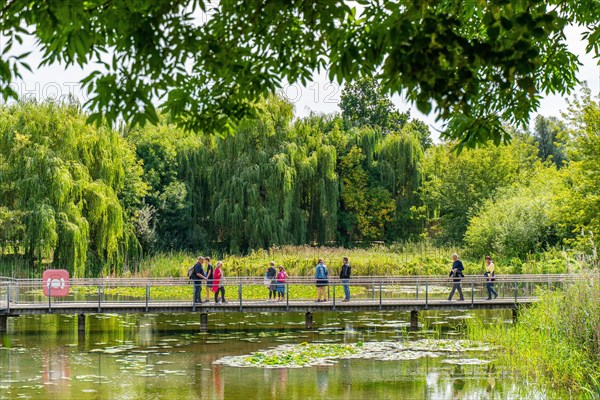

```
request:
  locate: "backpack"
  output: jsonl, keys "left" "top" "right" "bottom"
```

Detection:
{"left": 187, "top": 265, "right": 195, "bottom": 280}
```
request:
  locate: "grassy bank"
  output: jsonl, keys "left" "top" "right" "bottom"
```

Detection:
{"left": 469, "top": 275, "right": 600, "bottom": 396}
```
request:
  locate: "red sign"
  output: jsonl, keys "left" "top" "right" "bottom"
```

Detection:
{"left": 43, "top": 269, "right": 70, "bottom": 297}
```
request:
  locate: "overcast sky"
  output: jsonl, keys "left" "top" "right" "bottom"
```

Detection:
{"left": 3, "top": 24, "right": 599, "bottom": 141}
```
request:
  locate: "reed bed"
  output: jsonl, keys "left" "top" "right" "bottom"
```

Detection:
{"left": 469, "top": 275, "right": 600, "bottom": 396}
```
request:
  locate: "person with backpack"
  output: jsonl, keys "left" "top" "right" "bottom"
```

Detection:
{"left": 315, "top": 259, "right": 329, "bottom": 302}
{"left": 484, "top": 255, "right": 498, "bottom": 300}
{"left": 265, "top": 261, "right": 277, "bottom": 301}
{"left": 204, "top": 256, "right": 214, "bottom": 302}
{"left": 212, "top": 261, "right": 226, "bottom": 303}
{"left": 339, "top": 256, "right": 351, "bottom": 302}
{"left": 191, "top": 256, "right": 206, "bottom": 304}
{"left": 447, "top": 253, "right": 465, "bottom": 301}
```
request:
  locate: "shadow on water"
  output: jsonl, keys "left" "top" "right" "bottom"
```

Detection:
{"left": 0, "top": 310, "right": 565, "bottom": 399}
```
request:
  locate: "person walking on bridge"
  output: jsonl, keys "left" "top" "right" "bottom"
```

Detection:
{"left": 448, "top": 253, "right": 465, "bottom": 301}
{"left": 484, "top": 255, "right": 498, "bottom": 300}
{"left": 276, "top": 265, "right": 288, "bottom": 302}
{"left": 266, "top": 261, "right": 277, "bottom": 301}
{"left": 212, "top": 261, "right": 226, "bottom": 303}
{"left": 192, "top": 256, "right": 206, "bottom": 304}
{"left": 204, "top": 257, "right": 214, "bottom": 302}
{"left": 339, "top": 257, "right": 351, "bottom": 302}
{"left": 315, "top": 259, "right": 329, "bottom": 302}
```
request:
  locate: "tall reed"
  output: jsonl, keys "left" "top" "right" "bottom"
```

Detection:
{"left": 473, "top": 274, "right": 600, "bottom": 395}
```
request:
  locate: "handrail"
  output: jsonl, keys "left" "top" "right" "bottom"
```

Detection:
{"left": 10, "top": 273, "right": 587, "bottom": 285}
{"left": 0, "top": 273, "right": 588, "bottom": 315}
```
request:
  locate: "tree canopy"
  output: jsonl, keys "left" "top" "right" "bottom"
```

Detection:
{"left": 1, "top": 0, "right": 599, "bottom": 147}
{"left": 1, "top": 89, "right": 599, "bottom": 274}
{"left": 0, "top": 102, "right": 146, "bottom": 276}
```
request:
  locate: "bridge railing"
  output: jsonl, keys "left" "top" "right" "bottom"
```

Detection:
{"left": 0, "top": 274, "right": 587, "bottom": 311}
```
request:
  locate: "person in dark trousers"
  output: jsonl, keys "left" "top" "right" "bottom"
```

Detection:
{"left": 448, "top": 253, "right": 465, "bottom": 301}
{"left": 339, "top": 257, "right": 351, "bottom": 302}
{"left": 204, "top": 256, "right": 214, "bottom": 302}
{"left": 266, "top": 261, "right": 277, "bottom": 300}
{"left": 212, "top": 261, "right": 226, "bottom": 303}
{"left": 193, "top": 256, "right": 206, "bottom": 304}
{"left": 484, "top": 255, "right": 498, "bottom": 300}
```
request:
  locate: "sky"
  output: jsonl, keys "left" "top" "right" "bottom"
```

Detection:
{"left": 3, "top": 24, "right": 599, "bottom": 142}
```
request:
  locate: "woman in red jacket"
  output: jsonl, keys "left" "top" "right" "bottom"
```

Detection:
{"left": 211, "top": 261, "right": 226, "bottom": 303}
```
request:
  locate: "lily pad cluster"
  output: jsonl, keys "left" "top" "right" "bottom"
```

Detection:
{"left": 216, "top": 339, "right": 492, "bottom": 368}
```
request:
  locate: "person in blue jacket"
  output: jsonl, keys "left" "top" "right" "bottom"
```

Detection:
{"left": 315, "top": 259, "right": 329, "bottom": 302}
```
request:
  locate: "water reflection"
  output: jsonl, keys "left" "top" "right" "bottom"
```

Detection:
{"left": 0, "top": 310, "right": 562, "bottom": 399}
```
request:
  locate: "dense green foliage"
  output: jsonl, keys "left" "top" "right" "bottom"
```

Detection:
{"left": 421, "top": 134, "right": 540, "bottom": 242}
{"left": 1, "top": 86, "right": 599, "bottom": 276}
{"left": 0, "top": 102, "right": 146, "bottom": 276}
{"left": 463, "top": 90, "right": 600, "bottom": 259}
{"left": 532, "top": 115, "right": 567, "bottom": 167}
{"left": 126, "top": 95, "right": 424, "bottom": 253}
{"left": 465, "top": 167, "right": 564, "bottom": 258}
{"left": 1, "top": 1, "right": 599, "bottom": 146}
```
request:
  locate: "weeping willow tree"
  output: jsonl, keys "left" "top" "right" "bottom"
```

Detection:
{"left": 0, "top": 102, "right": 146, "bottom": 276}
{"left": 378, "top": 126, "right": 424, "bottom": 240}
{"left": 334, "top": 124, "right": 424, "bottom": 243}
{"left": 291, "top": 115, "right": 339, "bottom": 245}
{"left": 125, "top": 95, "right": 424, "bottom": 253}
{"left": 211, "top": 97, "right": 306, "bottom": 252}
{"left": 127, "top": 96, "right": 341, "bottom": 253}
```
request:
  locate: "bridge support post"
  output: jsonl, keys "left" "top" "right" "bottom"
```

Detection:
{"left": 78, "top": 314, "right": 85, "bottom": 333}
{"left": 512, "top": 308, "right": 518, "bottom": 324}
{"left": 305, "top": 311, "right": 313, "bottom": 329}
{"left": 200, "top": 313, "right": 208, "bottom": 332}
{"left": 410, "top": 310, "right": 418, "bottom": 331}
{"left": 0, "top": 315, "right": 7, "bottom": 333}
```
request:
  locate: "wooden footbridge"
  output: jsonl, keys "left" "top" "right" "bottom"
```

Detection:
{"left": 0, "top": 274, "right": 577, "bottom": 332}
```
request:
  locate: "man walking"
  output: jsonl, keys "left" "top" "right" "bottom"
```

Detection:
{"left": 193, "top": 256, "right": 206, "bottom": 304}
{"left": 339, "top": 257, "right": 351, "bottom": 302}
{"left": 448, "top": 253, "right": 465, "bottom": 301}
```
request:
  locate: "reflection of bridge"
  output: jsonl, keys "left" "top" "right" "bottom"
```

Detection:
{"left": 0, "top": 274, "right": 577, "bottom": 332}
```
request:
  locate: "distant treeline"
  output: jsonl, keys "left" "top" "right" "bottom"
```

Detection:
{"left": 0, "top": 81, "right": 598, "bottom": 276}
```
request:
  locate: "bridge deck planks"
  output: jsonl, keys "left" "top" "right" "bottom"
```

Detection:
{"left": 1, "top": 298, "right": 535, "bottom": 315}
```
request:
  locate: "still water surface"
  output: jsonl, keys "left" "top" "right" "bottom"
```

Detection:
{"left": 1, "top": 311, "right": 558, "bottom": 399}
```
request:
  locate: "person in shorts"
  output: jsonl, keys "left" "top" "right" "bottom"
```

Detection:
{"left": 315, "top": 259, "right": 329, "bottom": 302}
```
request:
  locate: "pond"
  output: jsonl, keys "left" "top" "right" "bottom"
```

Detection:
{"left": 0, "top": 310, "right": 560, "bottom": 399}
